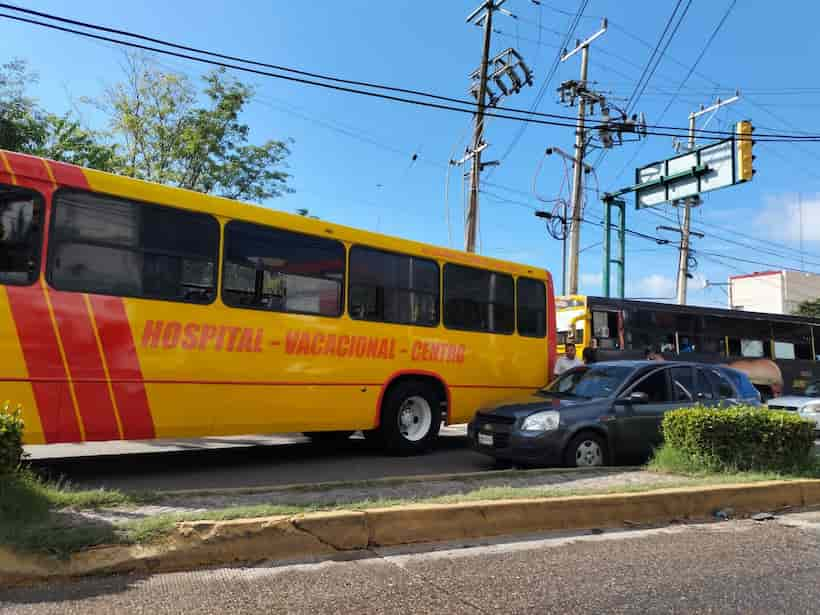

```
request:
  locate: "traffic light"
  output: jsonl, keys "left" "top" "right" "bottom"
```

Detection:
{"left": 736, "top": 120, "right": 755, "bottom": 182}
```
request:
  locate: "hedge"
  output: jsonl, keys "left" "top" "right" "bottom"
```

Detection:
{"left": 0, "top": 402, "right": 24, "bottom": 474}
{"left": 661, "top": 405, "right": 815, "bottom": 473}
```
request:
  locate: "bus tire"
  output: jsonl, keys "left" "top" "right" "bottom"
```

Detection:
{"left": 378, "top": 380, "right": 442, "bottom": 456}
{"left": 304, "top": 431, "right": 354, "bottom": 445}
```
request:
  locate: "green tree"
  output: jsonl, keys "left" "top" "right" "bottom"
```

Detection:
{"left": 0, "top": 59, "right": 117, "bottom": 169}
{"left": 0, "top": 59, "right": 46, "bottom": 152}
{"left": 99, "top": 54, "right": 292, "bottom": 201}
{"left": 795, "top": 298, "right": 820, "bottom": 318}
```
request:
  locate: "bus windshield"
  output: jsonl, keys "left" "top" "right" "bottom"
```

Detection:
{"left": 541, "top": 365, "right": 633, "bottom": 399}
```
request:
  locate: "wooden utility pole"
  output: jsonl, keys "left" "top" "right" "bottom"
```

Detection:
{"left": 464, "top": 1, "right": 495, "bottom": 253}
{"left": 558, "top": 20, "right": 607, "bottom": 294}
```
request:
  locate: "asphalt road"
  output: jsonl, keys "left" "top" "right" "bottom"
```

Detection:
{"left": 4, "top": 511, "right": 820, "bottom": 614}
{"left": 27, "top": 427, "right": 498, "bottom": 492}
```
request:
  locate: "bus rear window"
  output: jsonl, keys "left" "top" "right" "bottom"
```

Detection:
{"left": 0, "top": 185, "right": 42, "bottom": 286}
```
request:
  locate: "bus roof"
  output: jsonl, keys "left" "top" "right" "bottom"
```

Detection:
{"left": 0, "top": 149, "right": 549, "bottom": 280}
{"left": 580, "top": 295, "right": 820, "bottom": 327}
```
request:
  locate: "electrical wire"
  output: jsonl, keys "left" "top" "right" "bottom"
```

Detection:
{"left": 1, "top": 6, "right": 816, "bottom": 142}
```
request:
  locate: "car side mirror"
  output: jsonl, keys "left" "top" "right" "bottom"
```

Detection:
{"left": 618, "top": 391, "right": 649, "bottom": 405}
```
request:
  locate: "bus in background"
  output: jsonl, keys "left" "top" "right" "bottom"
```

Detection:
{"left": 0, "top": 150, "right": 556, "bottom": 455}
{"left": 556, "top": 295, "right": 820, "bottom": 400}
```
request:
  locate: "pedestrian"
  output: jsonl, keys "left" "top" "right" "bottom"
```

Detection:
{"left": 582, "top": 346, "right": 597, "bottom": 365}
{"left": 555, "top": 342, "right": 584, "bottom": 375}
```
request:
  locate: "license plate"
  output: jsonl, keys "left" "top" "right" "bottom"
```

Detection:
{"left": 478, "top": 433, "right": 493, "bottom": 446}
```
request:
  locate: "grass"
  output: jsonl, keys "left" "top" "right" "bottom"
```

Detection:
{"left": 647, "top": 443, "right": 820, "bottom": 480}
{"left": 4, "top": 447, "right": 820, "bottom": 558}
{"left": 0, "top": 469, "right": 142, "bottom": 557}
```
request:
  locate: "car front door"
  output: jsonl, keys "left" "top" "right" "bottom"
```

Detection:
{"left": 613, "top": 366, "right": 680, "bottom": 460}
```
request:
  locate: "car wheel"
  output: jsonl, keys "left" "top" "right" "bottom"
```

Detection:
{"left": 378, "top": 380, "right": 442, "bottom": 455}
{"left": 564, "top": 432, "right": 607, "bottom": 467}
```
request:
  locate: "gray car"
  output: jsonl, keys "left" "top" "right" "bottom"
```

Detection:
{"left": 468, "top": 360, "right": 748, "bottom": 467}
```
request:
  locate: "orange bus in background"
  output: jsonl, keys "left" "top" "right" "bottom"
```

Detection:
{"left": 0, "top": 150, "right": 556, "bottom": 455}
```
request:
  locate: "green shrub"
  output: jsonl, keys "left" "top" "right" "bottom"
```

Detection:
{"left": 661, "top": 405, "right": 815, "bottom": 473}
{"left": 0, "top": 401, "right": 24, "bottom": 474}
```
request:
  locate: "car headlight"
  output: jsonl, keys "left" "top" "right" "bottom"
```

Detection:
{"left": 801, "top": 403, "right": 820, "bottom": 414}
{"left": 521, "top": 410, "right": 560, "bottom": 433}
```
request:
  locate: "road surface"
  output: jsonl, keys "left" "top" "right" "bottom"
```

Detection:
{"left": 27, "top": 427, "right": 498, "bottom": 492}
{"left": 26, "top": 431, "right": 820, "bottom": 493}
{"left": 3, "top": 510, "right": 820, "bottom": 614}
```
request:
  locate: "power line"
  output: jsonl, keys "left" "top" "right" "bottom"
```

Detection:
{"left": 610, "top": 0, "right": 736, "bottom": 179}
{"left": 624, "top": 0, "right": 685, "bottom": 114}
{"left": 1, "top": 6, "right": 816, "bottom": 143}
{"left": 489, "top": 0, "right": 588, "bottom": 171}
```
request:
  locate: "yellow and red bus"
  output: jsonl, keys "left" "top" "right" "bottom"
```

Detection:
{"left": 0, "top": 150, "right": 556, "bottom": 454}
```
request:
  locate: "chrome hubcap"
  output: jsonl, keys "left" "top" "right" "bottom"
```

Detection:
{"left": 397, "top": 395, "right": 432, "bottom": 442}
{"left": 575, "top": 440, "right": 603, "bottom": 466}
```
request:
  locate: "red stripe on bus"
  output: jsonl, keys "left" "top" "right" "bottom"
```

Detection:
{"left": 47, "top": 289, "right": 121, "bottom": 441}
{"left": 89, "top": 296, "right": 155, "bottom": 439}
{"left": 3, "top": 151, "right": 52, "bottom": 185}
{"left": 48, "top": 159, "right": 90, "bottom": 189}
{"left": 5, "top": 285, "right": 81, "bottom": 443}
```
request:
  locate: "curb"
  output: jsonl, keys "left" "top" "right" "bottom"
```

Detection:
{"left": 2, "top": 479, "right": 819, "bottom": 585}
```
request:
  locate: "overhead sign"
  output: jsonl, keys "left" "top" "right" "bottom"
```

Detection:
{"left": 635, "top": 137, "right": 739, "bottom": 209}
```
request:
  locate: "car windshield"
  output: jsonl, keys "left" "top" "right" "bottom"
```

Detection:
{"left": 542, "top": 365, "right": 634, "bottom": 399}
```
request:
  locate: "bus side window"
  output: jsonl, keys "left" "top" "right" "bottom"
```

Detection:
{"left": 49, "top": 190, "right": 219, "bottom": 304}
{"left": 0, "top": 184, "right": 43, "bottom": 286}
{"left": 443, "top": 264, "right": 514, "bottom": 334}
{"left": 222, "top": 221, "right": 345, "bottom": 317}
{"left": 517, "top": 278, "right": 546, "bottom": 338}
{"left": 348, "top": 245, "right": 439, "bottom": 326}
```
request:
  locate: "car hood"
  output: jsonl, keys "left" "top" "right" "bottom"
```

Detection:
{"left": 477, "top": 393, "right": 604, "bottom": 419}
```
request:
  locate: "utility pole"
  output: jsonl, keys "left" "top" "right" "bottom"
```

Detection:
{"left": 674, "top": 93, "right": 740, "bottom": 304}
{"left": 464, "top": 1, "right": 494, "bottom": 253}
{"left": 463, "top": 1, "right": 532, "bottom": 252}
{"left": 557, "top": 20, "right": 607, "bottom": 294}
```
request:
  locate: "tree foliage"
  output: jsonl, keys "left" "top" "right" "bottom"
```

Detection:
{"left": 1, "top": 55, "right": 292, "bottom": 201}
{"left": 795, "top": 298, "right": 820, "bottom": 318}
{"left": 0, "top": 59, "right": 117, "bottom": 169}
{"left": 98, "top": 54, "right": 292, "bottom": 201}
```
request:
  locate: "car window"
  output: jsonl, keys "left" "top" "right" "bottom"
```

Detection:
{"left": 695, "top": 368, "right": 716, "bottom": 400}
{"left": 631, "top": 368, "right": 672, "bottom": 403}
{"left": 670, "top": 366, "right": 695, "bottom": 402}
{"left": 707, "top": 369, "right": 736, "bottom": 399}
{"left": 543, "top": 365, "right": 634, "bottom": 399}
{"left": 720, "top": 368, "right": 758, "bottom": 400}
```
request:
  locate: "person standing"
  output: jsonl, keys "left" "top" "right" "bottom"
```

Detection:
{"left": 555, "top": 342, "right": 584, "bottom": 375}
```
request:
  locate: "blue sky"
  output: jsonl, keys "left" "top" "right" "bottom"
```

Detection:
{"left": 3, "top": 0, "right": 819, "bottom": 306}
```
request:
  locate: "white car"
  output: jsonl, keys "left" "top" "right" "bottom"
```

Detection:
{"left": 767, "top": 396, "right": 820, "bottom": 433}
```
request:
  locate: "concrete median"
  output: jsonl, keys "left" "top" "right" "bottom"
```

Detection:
{"left": 2, "top": 479, "right": 819, "bottom": 586}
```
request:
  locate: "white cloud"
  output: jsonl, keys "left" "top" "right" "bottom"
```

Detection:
{"left": 755, "top": 194, "right": 820, "bottom": 241}
{"left": 580, "top": 272, "right": 602, "bottom": 286}
{"left": 630, "top": 273, "right": 676, "bottom": 298}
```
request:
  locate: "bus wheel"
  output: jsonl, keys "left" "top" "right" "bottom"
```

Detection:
{"left": 379, "top": 380, "right": 442, "bottom": 455}
{"left": 304, "top": 431, "right": 354, "bottom": 445}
